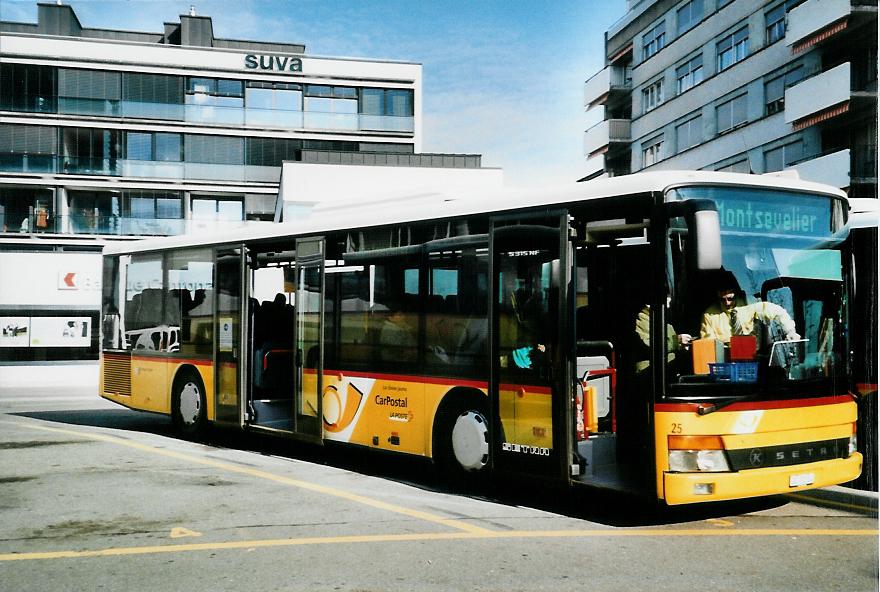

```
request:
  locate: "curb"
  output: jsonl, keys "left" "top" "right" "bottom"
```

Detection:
{"left": 786, "top": 486, "right": 879, "bottom": 515}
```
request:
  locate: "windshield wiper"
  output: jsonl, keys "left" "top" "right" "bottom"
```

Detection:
{"left": 697, "top": 393, "right": 762, "bottom": 415}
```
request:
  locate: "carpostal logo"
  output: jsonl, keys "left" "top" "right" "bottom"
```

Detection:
{"left": 245, "top": 54, "right": 303, "bottom": 72}
{"left": 375, "top": 395, "right": 408, "bottom": 408}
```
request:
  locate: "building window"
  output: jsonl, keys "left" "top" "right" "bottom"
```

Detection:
{"left": 245, "top": 81, "right": 303, "bottom": 127}
{"left": 764, "top": 67, "right": 804, "bottom": 115}
{"left": 716, "top": 94, "right": 747, "bottom": 133}
{"left": 642, "top": 137, "right": 664, "bottom": 167}
{"left": 0, "top": 63, "right": 56, "bottom": 114}
{"left": 764, "top": 140, "right": 804, "bottom": 172}
{"left": 121, "top": 190, "right": 184, "bottom": 235}
{"left": 717, "top": 27, "right": 749, "bottom": 71}
{"left": 186, "top": 77, "right": 244, "bottom": 124}
{"left": 68, "top": 190, "right": 119, "bottom": 234}
{"left": 61, "top": 127, "right": 121, "bottom": 175}
{"left": 676, "top": 55, "right": 704, "bottom": 94}
{"left": 246, "top": 137, "right": 303, "bottom": 167}
{"left": 187, "top": 78, "right": 244, "bottom": 98}
{"left": 304, "top": 85, "right": 358, "bottom": 130}
{"left": 184, "top": 135, "right": 244, "bottom": 165}
{"left": 676, "top": 116, "right": 702, "bottom": 153}
{"left": 192, "top": 197, "right": 244, "bottom": 221}
{"left": 642, "top": 22, "right": 666, "bottom": 60}
{"left": 126, "top": 191, "right": 182, "bottom": 220}
{"left": 58, "top": 68, "right": 121, "bottom": 117}
{"left": 122, "top": 73, "right": 183, "bottom": 120}
{"left": 0, "top": 186, "right": 55, "bottom": 233}
{"left": 125, "top": 132, "right": 182, "bottom": 162}
{"left": 765, "top": 4, "right": 786, "bottom": 44}
{"left": 360, "top": 88, "right": 415, "bottom": 132}
{"left": 0, "top": 123, "right": 58, "bottom": 173}
{"left": 716, "top": 159, "right": 751, "bottom": 173}
{"left": 677, "top": 0, "right": 704, "bottom": 35}
{"left": 642, "top": 79, "right": 664, "bottom": 113}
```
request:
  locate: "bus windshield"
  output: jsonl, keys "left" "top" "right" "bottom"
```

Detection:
{"left": 664, "top": 186, "right": 848, "bottom": 399}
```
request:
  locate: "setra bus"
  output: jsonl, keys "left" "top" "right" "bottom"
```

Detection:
{"left": 99, "top": 171, "right": 862, "bottom": 505}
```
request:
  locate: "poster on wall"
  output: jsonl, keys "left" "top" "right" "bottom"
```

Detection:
{"left": 29, "top": 317, "right": 92, "bottom": 347}
{"left": 0, "top": 317, "right": 30, "bottom": 347}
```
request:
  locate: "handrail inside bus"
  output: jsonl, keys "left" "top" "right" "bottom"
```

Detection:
{"left": 342, "top": 243, "right": 423, "bottom": 262}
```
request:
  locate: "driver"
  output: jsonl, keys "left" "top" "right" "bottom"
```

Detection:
{"left": 701, "top": 277, "right": 800, "bottom": 344}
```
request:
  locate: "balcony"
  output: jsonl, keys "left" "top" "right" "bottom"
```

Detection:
{"left": 584, "top": 119, "right": 631, "bottom": 158}
{"left": 785, "top": 63, "right": 851, "bottom": 125}
{"left": 0, "top": 214, "right": 263, "bottom": 238}
{"left": 582, "top": 153, "right": 607, "bottom": 180}
{"left": 787, "top": 0, "right": 851, "bottom": 48}
{"left": 789, "top": 149, "right": 851, "bottom": 188}
{"left": 584, "top": 66, "right": 632, "bottom": 111}
{"left": 0, "top": 155, "right": 281, "bottom": 183}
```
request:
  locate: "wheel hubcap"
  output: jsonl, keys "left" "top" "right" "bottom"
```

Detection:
{"left": 451, "top": 410, "right": 489, "bottom": 471}
{"left": 179, "top": 381, "right": 201, "bottom": 425}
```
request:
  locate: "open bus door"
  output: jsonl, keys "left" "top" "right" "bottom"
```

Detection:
{"left": 489, "top": 213, "right": 573, "bottom": 481}
{"left": 293, "top": 237, "right": 324, "bottom": 443}
{"left": 214, "top": 246, "right": 246, "bottom": 426}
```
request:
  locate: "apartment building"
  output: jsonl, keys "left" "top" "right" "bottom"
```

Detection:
{"left": 583, "top": 0, "right": 878, "bottom": 490}
{"left": 583, "top": 0, "right": 877, "bottom": 200}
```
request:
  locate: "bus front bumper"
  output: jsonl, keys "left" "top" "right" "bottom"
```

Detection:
{"left": 663, "top": 453, "right": 863, "bottom": 505}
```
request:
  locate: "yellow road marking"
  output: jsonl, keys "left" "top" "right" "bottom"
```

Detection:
{"left": 786, "top": 493, "right": 878, "bottom": 514}
{"left": 169, "top": 527, "right": 202, "bottom": 539}
{"left": 11, "top": 422, "right": 491, "bottom": 535}
{"left": 1, "top": 529, "right": 877, "bottom": 562}
{"left": 707, "top": 518, "right": 734, "bottom": 527}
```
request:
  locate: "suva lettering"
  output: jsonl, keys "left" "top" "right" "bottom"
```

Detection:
{"left": 244, "top": 54, "right": 303, "bottom": 72}
{"left": 375, "top": 395, "right": 408, "bottom": 407}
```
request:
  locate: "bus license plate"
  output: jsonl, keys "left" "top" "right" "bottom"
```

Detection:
{"left": 789, "top": 472, "right": 815, "bottom": 487}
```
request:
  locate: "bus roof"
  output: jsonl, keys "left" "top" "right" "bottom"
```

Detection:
{"left": 103, "top": 170, "right": 848, "bottom": 256}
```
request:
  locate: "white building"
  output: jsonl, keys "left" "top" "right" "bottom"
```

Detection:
{"left": 0, "top": 2, "right": 447, "bottom": 374}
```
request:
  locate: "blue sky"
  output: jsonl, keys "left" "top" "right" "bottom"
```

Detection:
{"left": 2, "top": 0, "right": 627, "bottom": 187}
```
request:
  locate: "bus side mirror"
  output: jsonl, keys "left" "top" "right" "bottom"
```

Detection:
{"left": 665, "top": 199, "right": 722, "bottom": 271}
{"left": 693, "top": 210, "right": 722, "bottom": 270}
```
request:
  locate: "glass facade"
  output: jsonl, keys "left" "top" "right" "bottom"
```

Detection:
{"left": 1, "top": 62, "right": 416, "bottom": 237}
{"left": 2, "top": 65, "right": 415, "bottom": 134}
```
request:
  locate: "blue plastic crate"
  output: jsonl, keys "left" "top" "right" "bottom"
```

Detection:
{"left": 732, "top": 362, "right": 758, "bottom": 383}
{"left": 709, "top": 362, "right": 757, "bottom": 383}
{"left": 709, "top": 363, "right": 732, "bottom": 381}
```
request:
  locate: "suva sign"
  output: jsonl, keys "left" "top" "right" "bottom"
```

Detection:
{"left": 244, "top": 54, "right": 303, "bottom": 72}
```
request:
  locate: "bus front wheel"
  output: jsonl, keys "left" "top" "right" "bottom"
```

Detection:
{"left": 172, "top": 369, "right": 207, "bottom": 440}
{"left": 434, "top": 397, "right": 490, "bottom": 483}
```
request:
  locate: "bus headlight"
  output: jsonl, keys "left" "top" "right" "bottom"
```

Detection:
{"left": 667, "top": 435, "right": 731, "bottom": 472}
{"left": 668, "top": 450, "right": 731, "bottom": 472}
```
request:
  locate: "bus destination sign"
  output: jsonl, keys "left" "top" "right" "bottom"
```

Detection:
{"left": 715, "top": 196, "right": 830, "bottom": 237}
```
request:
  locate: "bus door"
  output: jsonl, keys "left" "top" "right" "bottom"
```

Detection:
{"left": 489, "top": 213, "right": 573, "bottom": 481}
{"left": 293, "top": 237, "right": 324, "bottom": 442}
{"left": 214, "top": 246, "right": 246, "bottom": 426}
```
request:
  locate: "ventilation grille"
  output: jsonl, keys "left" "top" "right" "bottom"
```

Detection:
{"left": 103, "top": 353, "right": 131, "bottom": 396}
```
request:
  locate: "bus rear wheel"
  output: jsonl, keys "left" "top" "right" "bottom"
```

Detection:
{"left": 172, "top": 369, "right": 207, "bottom": 440}
{"left": 434, "top": 398, "right": 491, "bottom": 485}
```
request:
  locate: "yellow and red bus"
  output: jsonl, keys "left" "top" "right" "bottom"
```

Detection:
{"left": 100, "top": 171, "right": 862, "bottom": 504}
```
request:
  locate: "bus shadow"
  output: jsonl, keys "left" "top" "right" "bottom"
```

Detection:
{"left": 14, "top": 407, "right": 176, "bottom": 437}
{"left": 13, "top": 406, "right": 788, "bottom": 527}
